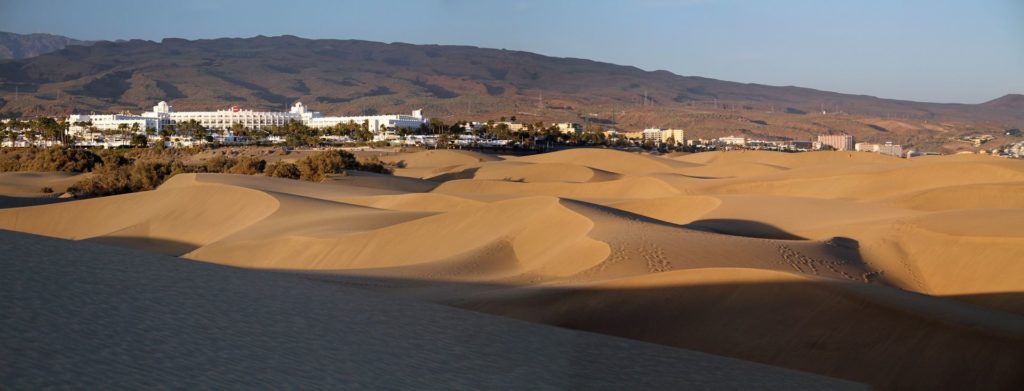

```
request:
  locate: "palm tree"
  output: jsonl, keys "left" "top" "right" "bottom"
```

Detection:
{"left": 25, "top": 129, "right": 37, "bottom": 147}
{"left": 190, "top": 121, "right": 208, "bottom": 146}
{"left": 117, "top": 123, "right": 130, "bottom": 146}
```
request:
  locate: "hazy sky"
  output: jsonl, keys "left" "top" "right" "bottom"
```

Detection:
{"left": 2, "top": 0, "right": 1021, "bottom": 103}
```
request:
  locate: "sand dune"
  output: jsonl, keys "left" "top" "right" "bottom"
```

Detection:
{"left": 886, "top": 181, "right": 1024, "bottom": 210}
{"left": 4, "top": 231, "right": 863, "bottom": 389}
{"left": 515, "top": 148, "right": 699, "bottom": 174}
{"left": 2, "top": 148, "right": 1022, "bottom": 389}
{"left": 0, "top": 171, "right": 87, "bottom": 196}
{"left": 605, "top": 195, "right": 722, "bottom": 224}
{"left": 433, "top": 176, "right": 682, "bottom": 201}
{"left": 0, "top": 176, "right": 279, "bottom": 255}
{"left": 382, "top": 149, "right": 501, "bottom": 178}
{"left": 471, "top": 161, "right": 622, "bottom": 183}
{"left": 457, "top": 268, "right": 1024, "bottom": 391}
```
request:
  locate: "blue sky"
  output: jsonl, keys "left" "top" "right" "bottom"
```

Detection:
{"left": 2, "top": 0, "right": 1021, "bottom": 103}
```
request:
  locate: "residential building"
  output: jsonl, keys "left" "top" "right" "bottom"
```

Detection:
{"left": 718, "top": 135, "right": 747, "bottom": 146}
{"left": 877, "top": 142, "right": 903, "bottom": 157}
{"left": 495, "top": 122, "right": 528, "bottom": 132}
{"left": 553, "top": 122, "right": 582, "bottom": 134}
{"left": 68, "top": 113, "right": 161, "bottom": 133}
{"left": 787, "top": 140, "right": 813, "bottom": 150}
{"left": 855, "top": 142, "right": 879, "bottom": 152}
{"left": 641, "top": 128, "right": 685, "bottom": 145}
{"left": 816, "top": 134, "right": 855, "bottom": 151}
{"left": 68, "top": 101, "right": 428, "bottom": 135}
{"left": 621, "top": 131, "right": 644, "bottom": 140}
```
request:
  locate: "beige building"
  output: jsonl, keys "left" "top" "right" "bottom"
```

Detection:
{"left": 817, "top": 134, "right": 855, "bottom": 151}
{"left": 553, "top": 122, "right": 582, "bottom": 134}
{"left": 622, "top": 131, "right": 644, "bottom": 140}
{"left": 638, "top": 128, "right": 686, "bottom": 145}
{"left": 718, "top": 135, "right": 747, "bottom": 146}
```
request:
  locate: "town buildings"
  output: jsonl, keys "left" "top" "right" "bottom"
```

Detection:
{"left": 816, "top": 134, "right": 855, "bottom": 151}
{"left": 718, "top": 135, "right": 747, "bottom": 146}
{"left": 642, "top": 128, "right": 685, "bottom": 145}
{"left": 620, "top": 128, "right": 686, "bottom": 145}
{"left": 553, "top": 122, "right": 582, "bottom": 135}
{"left": 877, "top": 142, "right": 903, "bottom": 157}
{"left": 67, "top": 113, "right": 161, "bottom": 133}
{"left": 855, "top": 141, "right": 904, "bottom": 157}
{"left": 68, "top": 101, "right": 428, "bottom": 134}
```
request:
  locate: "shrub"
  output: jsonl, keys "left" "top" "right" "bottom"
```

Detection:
{"left": 28, "top": 147, "right": 103, "bottom": 172}
{"left": 205, "top": 155, "right": 238, "bottom": 173}
{"left": 228, "top": 156, "right": 266, "bottom": 175}
{"left": 359, "top": 161, "right": 392, "bottom": 174}
{"left": 99, "top": 151, "right": 130, "bottom": 168}
{"left": 0, "top": 149, "right": 26, "bottom": 171}
{"left": 359, "top": 155, "right": 394, "bottom": 174}
{"left": 40, "top": 186, "right": 54, "bottom": 193}
{"left": 67, "top": 160, "right": 176, "bottom": 198}
{"left": 131, "top": 134, "right": 148, "bottom": 147}
{"left": 129, "top": 160, "right": 174, "bottom": 191}
{"left": 67, "top": 164, "right": 133, "bottom": 197}
{"left": 296, "top": 150, "right": 358, "bottom": 182}
{"left": 264, "top": 161, "right": 300, "bottom": 179}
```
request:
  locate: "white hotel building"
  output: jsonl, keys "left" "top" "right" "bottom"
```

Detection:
{"left": 69, "top": 101, "right": 427, "bottom": 134}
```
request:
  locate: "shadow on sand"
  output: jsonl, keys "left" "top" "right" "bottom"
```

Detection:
{"left": 687, "top": 218, "right": 808, "bottom": 240}
{"left": 0, "top": 195, "right": 73, "bottom": 209}
{"left": 290, "top": 271, "right": 1024, "bottom": 391}
{"left": 86, "top": 236, "right": 199, "bottom": 256}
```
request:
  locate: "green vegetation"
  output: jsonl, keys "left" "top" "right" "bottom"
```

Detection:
{"left": 67, "top": 159, "right": 178, "bottom": 197}
{"left": 1, "top": 146, "right": 394, "bottom": 198}
{"left": 266, "top": 119, "right": 373, "bottom": 147}
{"left": 0, "top": 118, "right": 70, "bottom": 146}
{"left": 228, "top": 156, "right": 267, "bottom": 175}
{"left": 0, "top": 146, "right": 103, "bottom": 172}
{"left": 296, "top": 150, "right": 390, "bottom": 181}
{"left": 264, "top": 161, "right": 301, "bottom": 179}
{"left": 296, "top": 150, "right": 359, "bottom": 181}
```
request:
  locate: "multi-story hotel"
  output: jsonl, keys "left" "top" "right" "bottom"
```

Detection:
{"left": 816, "top": 134, "right": 855, "bottom": 151}
{"left": 718, "top": 135, "right": 747, "bottom": 146}
{"left": 640, "top": 128, "right": 686, "bottom": 145}
{"left": 857, "top": 141, "right": 904, "bottom": 157}
{"left": 68, "top": 101, "right": 428, "bottom": 134}
{"left": 66, "top": 113, "right": 161, "bottom": 133}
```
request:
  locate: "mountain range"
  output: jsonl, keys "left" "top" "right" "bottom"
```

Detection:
{"left": 0, "top": 32, "right": 93, "bottom": 60}
{"left": 0, "top": 32, "right": 1020, "bottom": 149}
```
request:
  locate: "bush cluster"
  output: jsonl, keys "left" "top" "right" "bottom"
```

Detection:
{"left": 67, "top": 159, "right": 193, "bottom": 198}
{"left": 2, "top": 146, "right": 393, "bottom": 198}
{"left": 296, "top": 150, "right": 360, "bottom": 181}
{"left": 0, "top": 147, "right": 103, "bottom": 172}
{"left": 264, "top": 161, "right": 301, "bottom": 179}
